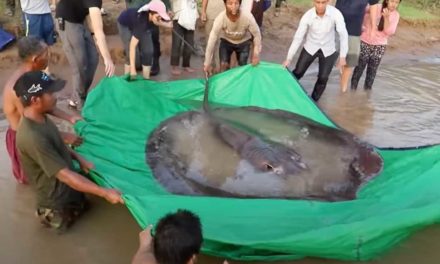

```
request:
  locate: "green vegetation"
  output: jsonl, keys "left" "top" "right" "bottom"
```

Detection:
{"left": 288, "top": 0, "right": 439, "bottom": 21}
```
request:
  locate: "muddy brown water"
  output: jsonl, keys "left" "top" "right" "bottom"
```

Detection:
{"left": 1, "top": 58, "right": 440, "bottom": 263}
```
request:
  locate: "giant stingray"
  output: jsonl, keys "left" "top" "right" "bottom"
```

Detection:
{"left": 146, "top": 78, "right": 384, "bottom": 201}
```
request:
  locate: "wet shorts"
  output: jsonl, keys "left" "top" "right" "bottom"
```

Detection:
{"left": 346, "top": 35, "right": 361, "bottom": 67}
{"left": 24, "top": 13, "right": 56, "bottom": 45}
{"left": 219, "top": 38, "right": 252, "bottom": 66}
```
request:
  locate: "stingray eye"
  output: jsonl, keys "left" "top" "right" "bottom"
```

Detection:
{"left": 264, "top": 163, "right": 274, "bottom": 171}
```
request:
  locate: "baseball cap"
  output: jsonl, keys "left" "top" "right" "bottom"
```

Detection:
{"left": 14, "top": 71, "right": 66, "bottom": 102}
{"left": 138, "top": 0, "right": 171, "bottom": 21}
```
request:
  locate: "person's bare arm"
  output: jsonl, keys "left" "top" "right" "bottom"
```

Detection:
{"left": 56, "top": 168, "right": 124, "bottom": 204}
{"left": 129, "top": 36, "right": 140, "bottom": 78}
{"left": 60, "top": 131, "right": 83, "bottom": 147}
{"left": 132, "top": 226, "right": 157, "bottom": 264}
{"left": 248, "top": 15, "right": 262, "bottom": 66}
{"left": 369, "top": 4, "right": 379, "bottom": 39}
{"left": 50, "top": 0, "right": 57, "bottom": 11}
{"left": 282, "top": 12, "right": 309, "bottom": 67}
{"left": 49, "top": 107, "right": 84, "bottom": 146}
{"left": 204, "top": 14, "right": 222, "bottom": 73}
{"left": 201, "top": 0, "right": 209, "bottom": 23}
{"left": 49, "top": 106, "right": 83, "bottom": 125}
{"left": 88, "top": 7, "right": 115, "bottom": 77}
{"left": 67, "top": 147, "right": 94, "bottom": 173}
{"left": 335, "top": 10, "right": 348, "bottom": 69}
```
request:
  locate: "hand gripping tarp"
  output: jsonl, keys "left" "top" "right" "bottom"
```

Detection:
{"left": 74, "top": 62, "right": 440, "bottom": 261}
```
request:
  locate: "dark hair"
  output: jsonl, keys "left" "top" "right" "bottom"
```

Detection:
{"left": 378, "top": 0, "right": 401, "bottom": 31}
{"left": 223, "top": 0, "right": 242, "bottom": 5}
{"left": 19, "top": 95, "right": 40, "bottom": 107}
{"left": 153, "top": 210, "right": 203, "bottom": 264}
{"left": 17, "top": 36, "right": 47, "bottom": 60}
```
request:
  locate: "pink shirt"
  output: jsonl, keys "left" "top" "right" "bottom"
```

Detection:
{"left": 360, "top": 6, "right": 400, "bottom": 46}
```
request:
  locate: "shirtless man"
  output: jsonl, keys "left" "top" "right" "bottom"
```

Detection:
{"left": 3, "top": 36, "right": 83, "bottom": 184}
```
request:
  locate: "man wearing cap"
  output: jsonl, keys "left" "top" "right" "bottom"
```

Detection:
{"left": 55, "top": 0, "right": 115, "bottom": 109}
{"left": 124, "top": 0, "right": 172, "bottom": 76}
{"left": 3, "top": 36, "right": 83, "bottom": 185}
{"left": 15, "top": 71, "right": 124, "bottom": 231}
{"left": 118, "top": 0, "right": 172, "bottom": 79}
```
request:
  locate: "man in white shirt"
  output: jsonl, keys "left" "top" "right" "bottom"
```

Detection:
{"left": 282, "top": 0, "right": 348, "bottom": 101}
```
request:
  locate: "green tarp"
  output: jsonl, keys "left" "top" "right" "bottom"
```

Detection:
{"left": 74, "top": 62, "right": 440, "bottom": 261}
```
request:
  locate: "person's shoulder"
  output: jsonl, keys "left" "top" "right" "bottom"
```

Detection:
{"left": 3, "top": 71, "right": 21, "bottom": 101}
{"left": 303, "top": 7, "right": 316, "bottom": 17}
{"left": 327, "top": 5, "right": 338, "bottom": 12}
{"left": 242, "top": 10, "right": 256, "bottom": 21}
{"left": 16, "top": 118, "right": 35, "bottom": 144}
{"left": 217, "top": 10, "right": 226, "bottom": 18}
{"left": 214, "top": 10, "right": 226, "bottom": 22}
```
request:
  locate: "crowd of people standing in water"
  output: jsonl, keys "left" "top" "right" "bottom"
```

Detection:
{"left": 2, "top": 0, "right": 401, "bottom": 263}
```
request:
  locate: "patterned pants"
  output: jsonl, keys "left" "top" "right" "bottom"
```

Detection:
{"left": 351, "top": 41, "right": 386, "bottom": 90}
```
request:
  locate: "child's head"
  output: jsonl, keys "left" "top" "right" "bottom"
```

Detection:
{"left": 379, "top": 0, "right": 401, "bottom": 31}
{"left": 224, "top": 0, "right": 242, "bottom": 16}
{"left": 153, "top": 210, "right": 203, "bottom": 264}
{"left": 17, "top": 36, "right": 49, "bottom": 70}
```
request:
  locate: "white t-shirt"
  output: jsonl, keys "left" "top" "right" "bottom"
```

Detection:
{"left": 20, "top": 0, "right": 51, "bottom": 14}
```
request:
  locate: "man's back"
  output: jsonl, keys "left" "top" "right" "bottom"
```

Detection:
{"left": 2, "top": 69, "right": 26, "bottom": 131}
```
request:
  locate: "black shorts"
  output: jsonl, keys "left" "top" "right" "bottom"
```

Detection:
{"left": 219, "top": 38, "right": 252, "bottom": 66}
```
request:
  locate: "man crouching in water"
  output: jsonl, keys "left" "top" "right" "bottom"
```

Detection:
{"left": 3, "top": 36, "right": 83, "bottom": 184}
{"left": 15, "top": 71, "right": 124, "bottom": 231}
{"left": 203, "top": 0, "right": 262, "bottom": 75}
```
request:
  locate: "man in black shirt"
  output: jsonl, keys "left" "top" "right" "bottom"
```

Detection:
{"left": 333, "top": 0, "right": 379, "bottom": 92}
{"left": 56, "top": 0, "right": 115, "bottom": 109}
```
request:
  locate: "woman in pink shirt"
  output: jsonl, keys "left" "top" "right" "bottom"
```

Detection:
{"left": 351, "top": 0, "right": 401, "bottom": 90}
